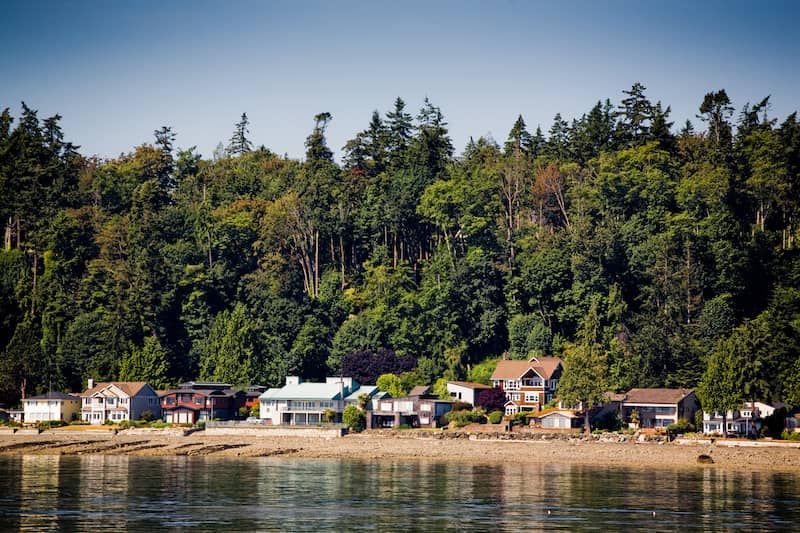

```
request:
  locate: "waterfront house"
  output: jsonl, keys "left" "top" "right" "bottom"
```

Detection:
{"left": 446, "top": 381, "right": 492, "bottom": 407}
{"left": 490, "top": 357, "right": 563, "bottom": 416}
{"left": 367, "top": 386, "right": 453, "bottom": 429}
{"left": 258, "top": 376, "right": 362, "bottom": 425}
{"left": 160, "top": 382, "right": 246, "bottom": 424}
{"left": 702, "top": 402, "right": 775, "bottom": 436}
{"left": 80, "top": 380, "right": 161, "bottom": 424}
{"left": 621, "top": 388, "right": 697, "bottom": 429}
{"left": 534, "top": 408, "right": 584, "bottom": 429}
{"left": 243, "top": 385, "right": 267, "bottom": 415}
{"left": 23, "top": 392, "right": 81, "bottom": 423}
{"left": 344, "top": 385, "right": 385, "bottom": 409}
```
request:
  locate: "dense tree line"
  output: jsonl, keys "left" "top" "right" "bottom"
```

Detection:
{"left": 1, "top": 85, "right": 799, "bottom": 412}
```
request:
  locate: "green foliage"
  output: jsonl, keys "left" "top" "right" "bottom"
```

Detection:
{"left": 467, "top": 357, "right": 498, "bottom": 385}
{"left": 376, "top": 373, "right": 408, "bottom": 398}
{"left": 342, "top": 404, "right": 365, "bottom": 432}
{"left": 2, "top": 92, "right": 800, "bottom": 415}
{"left": 488, "top": 410, "right": 503, "bottom": 424}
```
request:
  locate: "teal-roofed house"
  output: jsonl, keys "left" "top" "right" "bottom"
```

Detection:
{"left": 259, "top": 376, "right": 378, "bottom": 425}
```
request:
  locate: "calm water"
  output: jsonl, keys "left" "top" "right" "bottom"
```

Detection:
{"left": 0, "top": 455, "right": 798, "bottom": 531}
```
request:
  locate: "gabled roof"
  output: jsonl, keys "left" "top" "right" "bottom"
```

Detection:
{"left": 446, "top": 381, "right": 492, "bottom": 390}
{"left": 623, "top": 388, "right": 694, "bottom": 405}
{"left": 80, "top": 382, "right": 154, "bottom": 398}
{"left": 491, "top": 357, "right": 563, "bottom": 381}
{"left": 26, "top": 391, "right": 80, "bottom": 401}
{"left": 345, "top": 385, "right": 379, "bottom": 402}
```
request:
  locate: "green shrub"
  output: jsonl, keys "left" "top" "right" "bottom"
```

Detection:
{"left": 149, "top": 420, "right": 169, "bottom": 428}
{"left": 117, "top": 420, "right": 132, "bottom": 430}
{"left": 488, "top": 411, "right": 503, "bottom": 424}
{"left": 397, "top": 423, "right": 411, "bottom": 430}
{"left": 139, "top": 410, "right": 155, "bottom": 422}
{"left": 36, "top": 420, "right": 66, "bottom": 430}
{"left": 445, "top": 409, "right": 480, "bottom": 428}
{"left": 781, "top": 430, "right": 800, "bottom": 441}
{"left": 342, "top": 405, "right": 366, "bottom": 432}
{"left": 667, "top": 418, "right": 694, "bottom": 435}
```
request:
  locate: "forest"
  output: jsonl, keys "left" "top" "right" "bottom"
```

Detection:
{"left": 1, "top": 83, "right": 799, "bottom": 414}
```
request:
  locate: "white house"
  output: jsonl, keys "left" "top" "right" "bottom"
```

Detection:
{"left": 621, "top": 388, "right": 698, "bottom": 428}
{"left": 446, "top": 381, "right": 492, "bottom": 407}
{"left": 259, "top": 376, "right": 362, "bottom": 425}
{"left": 23, "top": 392, "right": 81, "bottom": 423}
{"left": 703, "top": 401, "right": 775, "bottom": 436}
{"left": 79, "top": 380, "right": 161, "bottom": 424}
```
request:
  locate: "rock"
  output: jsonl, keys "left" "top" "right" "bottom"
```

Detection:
{"left": 697, "top": 454, "right": 714, "bottom": 464}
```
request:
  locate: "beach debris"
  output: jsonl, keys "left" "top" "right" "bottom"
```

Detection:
{"left": 697, "top": 454, "right": 714, "bottom": 464}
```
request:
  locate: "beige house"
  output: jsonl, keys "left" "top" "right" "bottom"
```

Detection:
{"left": 23, "top": 392, "right": 81, "bottom": 423}
{"left": 621, "top": 388, "right": 697, "bottom": 429}
{"left": 80, "top": 380, "right": 161, "bottom": 424}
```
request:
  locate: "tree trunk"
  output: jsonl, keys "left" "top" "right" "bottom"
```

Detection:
{"left": 584, "top": 410, "right": 591, "bottom": 435}
{"left": 4, "top": 216, "right": 11, "bottom": 250}
{"left": 339, "top": 234, "right": 346, "bottom": 290}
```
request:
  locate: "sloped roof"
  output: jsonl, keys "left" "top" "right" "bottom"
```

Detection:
{"left": 447, "top": 381, "right": 492, "bottom": 390}
{"left": 345, "top": 385, "right": 379, "bottom": 402}
{"left": 491, "top": 357, "right": 563, "bottom": 381}
{"left": 623, "top": 388, "right": 694, "bottom": 405}
{"left": 532, "top": 357, "right": 562, "bottom": 379}
{"left": 408, "top": 385, "right": 432, "bottom": 397}
{"left": 80, "top": 382, "right": 152, "bottom": 398}
{"left": 27, "top": 391, "right": 80, "bottom": 401}
{"left": 259, "top": 382, "right": 346, "bottom": 401}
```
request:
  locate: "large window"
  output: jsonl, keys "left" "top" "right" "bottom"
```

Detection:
{"left": 524, "top": 392, "right": 539, "bottom": 403}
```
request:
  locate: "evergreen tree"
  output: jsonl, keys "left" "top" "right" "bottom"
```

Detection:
{"left": 227, "top": 113, "right": 253, "bottom": 156}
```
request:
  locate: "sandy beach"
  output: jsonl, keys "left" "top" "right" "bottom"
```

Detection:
{"left": 2, "top": 427, "right": 800, "bottom": 472}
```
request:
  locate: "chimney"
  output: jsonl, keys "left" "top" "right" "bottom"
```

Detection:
{"left": 87, "top": 378, "right": 95, "bottom": 390}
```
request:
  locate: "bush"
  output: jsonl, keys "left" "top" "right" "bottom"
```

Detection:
{"left": 139, "top": 410, "right": 155, "bottom": 422}
{"left": 451, "top": 400, "right": 472, "bottom": 412}
{"left": 445, "top": 410, "right": 474, "bottom": 428}
{"left": 511, "top": 411, "right": 531, "bottom": 425}
{"left": 488, "top": 411, "right": 503, "bottom": 424}
{"left": 781, "top": 430, "right": 800, "bottom": 441}
{"left": 397, "top": 423, "right": 411, "bottom": 430}
{"left": 477, "top": 388, "right": 506, "bottom": 413}
{"left": 342, "top": 405, "right": 366, "bottom": 432}
{"left": 667, "top": 418, "right": 694, "bottom": 435}
{"left": 36, "top": 420, "right": 66, "bottom": 430}
{"left": 149, "top": 420, "right": 169, "bottom": 428}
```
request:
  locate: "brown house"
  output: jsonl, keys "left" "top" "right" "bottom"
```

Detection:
{"left": 160, "top": 382, "right": 245, "bottom": 424}
{"left": 491, "top": 357, "right": 563, "bottom": 415}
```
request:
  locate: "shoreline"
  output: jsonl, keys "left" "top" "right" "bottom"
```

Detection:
{"left": 2, "top": 428, "right": 800, "bottom": 472}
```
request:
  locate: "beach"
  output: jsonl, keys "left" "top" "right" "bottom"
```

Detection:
{"left": 2, "top": 427, "right": 800, "bottom": 472}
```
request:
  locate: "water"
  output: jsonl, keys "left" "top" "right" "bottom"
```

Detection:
{"left": 0, "top": 455, "right": 798, "bottom": 531}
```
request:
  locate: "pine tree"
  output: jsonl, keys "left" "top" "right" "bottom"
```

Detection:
{"left": 227, "top": 113, "right": 253, "bottom": 156}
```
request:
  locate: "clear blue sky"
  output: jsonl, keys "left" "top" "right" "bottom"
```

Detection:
{"left": 2, "top": 0, "right": 798, "bottom": 160}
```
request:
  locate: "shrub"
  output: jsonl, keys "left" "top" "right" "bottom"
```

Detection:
{"left": 342, "top": 405, "right": 366, "bottom": 432}
{"left": 511, "top": 411, "right": 531, "bottom": 425}
{"left": 488, "top": 411, "right": 503, "bottom": 424}
{"left": 451, "top": 400, "right": 472, "bottom": 412}
{"left": 397, "top": 423, "right": 411, "bottom": 430}
{"left": 117, "top": 420, "right": 132, "bottom": 430}
{"left": 477, "top": 388, "right": 506, "bottom": 413}
{"left": 36, "top": 420, "right": 66, "bottom": 430}
{"left": 149, "top": 420, "right": 169, "bottom": 428}
{"left": 781, "top": 430, "right": 800, "bottom": 441}
{"left": 139, "top": 410, "right": 155, "bottom": 422}
{"left": 445, "top": 410, "right": 474, "bottom": 428}
{"left": 667, "top": 418, "right": 694, "bottom": 435}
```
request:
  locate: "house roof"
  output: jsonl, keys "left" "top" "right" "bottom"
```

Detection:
{"left": 408, "top": 385, "right": 432, "bottom": 397}
{"left": 623, "top": 388, "right": 694, "bottom": 405}
{"left": 446, "top": 381, "right": 492, "bottom": 390}
{"left": 491, "top": 357, "right": 563, "bottom": 381}
{"left": 26, "top": 391, "right": 80, "bottom": 401}
{"left": 537, "top": 408, "right": 581, "bottom": 419}
{"left": 345, "top": 385, "right": 379, "bottom": 402}
{"left": 259, "top": 382, "right": 347, "bottom": 401}
{"left": 80, "top": 382, "right": 152, "bottom": 398}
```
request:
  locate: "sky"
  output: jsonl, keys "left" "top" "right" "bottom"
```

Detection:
{"left": 2, "top": 0, "right": 799, "bottom": 161}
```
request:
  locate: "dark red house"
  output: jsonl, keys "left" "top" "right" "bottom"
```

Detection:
{"left": 160, "top": 382, "right": 245, "bottom": 424}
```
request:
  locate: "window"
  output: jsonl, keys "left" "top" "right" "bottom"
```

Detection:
{"left": 195, "top": 397, "right": 203, "bottom": 405}
{"left": 510, "top": 393, "right": 520, "bottom": 402}
{"left": 524, "top": 392, "right": 539, "bottom": 403}
{"left": 523, "top": 378, "right": 542, "bottom": 388}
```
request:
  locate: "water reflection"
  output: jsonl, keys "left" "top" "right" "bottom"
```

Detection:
{"left": 0, "top": 456, "right": 798, "bottom": 531}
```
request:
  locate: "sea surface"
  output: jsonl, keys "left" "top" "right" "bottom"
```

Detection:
{"left": 0, "top": 455, "right": 798, "bottom": 531}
